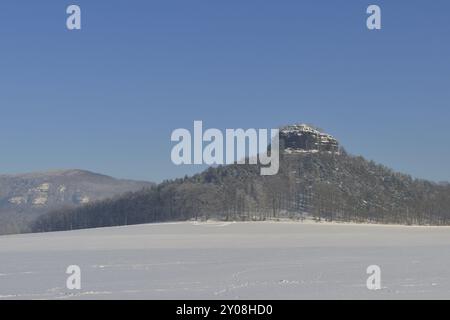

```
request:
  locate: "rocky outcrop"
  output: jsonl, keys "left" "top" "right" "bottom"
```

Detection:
{"left": 280, "top": 124, "right": 339, "bottom": 153}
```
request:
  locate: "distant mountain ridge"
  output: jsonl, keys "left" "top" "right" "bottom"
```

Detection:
{"left": 0, "top": 169, "right": 154, "bottom": 234}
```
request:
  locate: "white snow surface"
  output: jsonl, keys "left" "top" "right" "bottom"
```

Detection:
{"left": 1, "top": 221, "right": 450, "bottom": 300}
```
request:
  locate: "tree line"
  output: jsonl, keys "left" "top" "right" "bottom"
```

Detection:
{"left": 31, "top": 151, "right": 450, "bottom": 233}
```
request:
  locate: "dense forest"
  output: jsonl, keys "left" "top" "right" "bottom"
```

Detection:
{"left": 31, "top": 150, "right": 450, "bottom": 233}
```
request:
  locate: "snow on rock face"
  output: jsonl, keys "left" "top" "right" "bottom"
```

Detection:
{"left": 32, "top": 196, "right": 48, "bottom": 206}
{"left": 31, "top": 183, "right": 51, "bottom": 206}
{"left": 280, "top": 124, "right": 339, "bottom": 153}
{"left": 79, "top": 196, "right": 90, "bottom": 204}
{"left": 8, "top": 197, "right": 27, "bottom": 205}
{"left": 58, "top": 185, "right": 66, "bottom": 193}
{"left": 36, "top": 183, "right": 50, "bottom": 192}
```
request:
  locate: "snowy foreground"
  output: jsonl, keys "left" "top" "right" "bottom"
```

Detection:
{"left": 1, "top": 221, "right": 450, "bottom": 300}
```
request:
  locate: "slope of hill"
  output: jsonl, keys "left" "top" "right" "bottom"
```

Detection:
{"left": 31, "top": 125, "right": 450, "bottom": 233}
{"left": 0, "top": 169, "right": 153, "bottom": 234}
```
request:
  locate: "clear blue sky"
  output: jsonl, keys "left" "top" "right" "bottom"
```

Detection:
{"left": 0, "top": 1, "right": 449, "bottom": 182}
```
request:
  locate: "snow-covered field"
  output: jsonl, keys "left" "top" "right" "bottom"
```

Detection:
{"left": 1, "top": 221, "right": 450, "bottom": 299}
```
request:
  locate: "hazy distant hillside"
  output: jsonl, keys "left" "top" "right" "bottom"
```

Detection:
{"left": 0, "top": 169, "right": 153, "bottom": 234}
{"left": 32, "top": 125, "right": 450, "bottom": 233}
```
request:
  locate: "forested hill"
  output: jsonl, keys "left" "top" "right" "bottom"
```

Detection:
{"left": 31, "top": 149, "right": 450, "bottom": 233}
{"left": 0, "top": 169, "right": 153, "bottom": 235}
